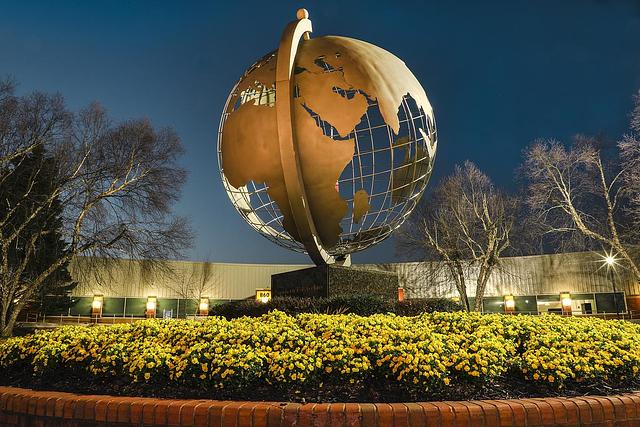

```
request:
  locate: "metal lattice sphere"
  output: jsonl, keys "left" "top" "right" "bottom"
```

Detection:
{"left": 218, "top": 11, "right": 437, "bottom": 265}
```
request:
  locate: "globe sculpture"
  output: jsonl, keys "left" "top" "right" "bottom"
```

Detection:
{"left": 218, "top": 9, "right": 437, "bottom": 266}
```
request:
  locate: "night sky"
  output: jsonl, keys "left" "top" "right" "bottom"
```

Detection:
{"left": 1, "top": 0, "right": 639, "bottom": 264}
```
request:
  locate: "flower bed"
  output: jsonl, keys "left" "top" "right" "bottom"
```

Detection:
{"left": 1, "top": 311, "right": 640, "bottom": 402}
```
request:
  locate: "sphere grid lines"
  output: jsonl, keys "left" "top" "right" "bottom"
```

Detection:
{"left": 218, "top": 45, "right": 437, "bottom": 258}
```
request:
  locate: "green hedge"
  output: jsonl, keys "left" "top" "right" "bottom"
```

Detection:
{"left": 209, "top": 296, "right": 462, "bottom": 318}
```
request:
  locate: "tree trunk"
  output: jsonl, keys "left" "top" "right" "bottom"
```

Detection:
{"left": 1, "top": 317, "right": 15, "bottom": 337}
{"left": 614, "top": 244, "right": 640, "bottom": 282}
{"left": 459, "top": 287, "right": 471, "bottom": 312}
{"left": 1, "top": 298, "right": 24, "bottom": 337}
{"left": 0, "top": 301, "right": 8, "bottom": 337}
{"left": 474, "top": 262, "right": 492, "bottom": 312}
{"left": 453, "top": 261, "right": 471, "bottom": 311}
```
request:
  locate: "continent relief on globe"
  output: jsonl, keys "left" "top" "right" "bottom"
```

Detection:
{"left": 221, "top": 36, "right": 434, "bottom": 250}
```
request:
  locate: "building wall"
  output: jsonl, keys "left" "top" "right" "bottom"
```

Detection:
{"left": 70, "top": 258, "right": 310, "bottom": 300}
{"left": 365, "top": 251, "right": 639, "bottom": 299}
{"left": 69, "top": 251, "right": 640, "bottom": 300}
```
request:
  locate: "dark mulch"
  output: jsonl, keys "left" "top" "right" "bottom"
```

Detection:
{"left": 2, "top": 368, "right": 639, "bottom": 403}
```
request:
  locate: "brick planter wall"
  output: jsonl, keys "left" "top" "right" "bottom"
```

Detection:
{"left": 2, "top": 386, "right": 640, "bottom": 426}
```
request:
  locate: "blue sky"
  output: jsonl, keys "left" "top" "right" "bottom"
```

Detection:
{"left": 1, "top": 0, "right": 639, "bottom": 264}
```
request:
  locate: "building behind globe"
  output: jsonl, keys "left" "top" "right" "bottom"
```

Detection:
{"left": 43, "top": 251, "right": 639, "bottom": 319}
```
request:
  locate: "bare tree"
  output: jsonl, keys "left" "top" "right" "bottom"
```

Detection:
{"left": 522, "top": 135, "right": 640, "bottom": 281}
{"left": 620, "top": 91, "right": 640, "bottom": 245}
{"left": 631, "top": 90, "right": 640, "bottom": 134}
{"left": 0, "top": 81, "right": 192, "bottom": 336}
{"left": 399, "top": 161, "right": 518, "bottom": 311}
{"left": 399, "top": 195, "right": 473, "bottom": 311}
{"left": 165, "top": 260, "right": 220, "bottom": 316}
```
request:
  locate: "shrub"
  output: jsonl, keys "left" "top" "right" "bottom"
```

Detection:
{"left": 2, "top": 312, "right": 640, "bottom": 402}
{"left": 393, "top": 298, "right": 463, "bottom": 316}
{"left": 210, "top": 296, "right": 462, "bottom": 318}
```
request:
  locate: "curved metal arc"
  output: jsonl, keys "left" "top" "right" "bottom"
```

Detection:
{"left": 275, "top": 16, "right": 336, "bottom": 265}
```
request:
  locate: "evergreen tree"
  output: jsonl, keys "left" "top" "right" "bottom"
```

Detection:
{"left": 0, "top": 145, "right": 75, "bottom": 315}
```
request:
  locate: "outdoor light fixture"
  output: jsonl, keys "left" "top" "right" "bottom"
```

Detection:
{"left": 398, "top": 287, "right": 405, "bottom": 302}
{"left": 256, "top": 289, "right": 272, "bottom": 304}
{"left": 560, "top": 292, "right": 572, "bottom": 315}
{"left": 198, "top": 297, "right": 209, "bottom": 316}
{"left": 600, "top": 249, "right": 620, "bottom": 269}
{"left": 146, "top": 296, "right": 157, "bottom": 318}
{"left": 504, "top": 295, "right": 515, "bottom": 314}
{"left": 91, "top": 295, "right": 104, "bottom": 318}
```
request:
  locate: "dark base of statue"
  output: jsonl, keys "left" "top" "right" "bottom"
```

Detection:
{"left": 271, "top": 264, "right": 399, "bottom": 300}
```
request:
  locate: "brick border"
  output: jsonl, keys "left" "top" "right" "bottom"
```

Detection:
{"left": 2, "top": 386, "right": 640, "bottom": 426}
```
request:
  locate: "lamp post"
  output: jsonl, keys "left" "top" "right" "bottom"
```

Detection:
{"left": 503, "top": 295, "right": 515, "bottom": 314}
{"left": 198, "top": 297, "right": 210, "bottom": 317}
{"left": 605, "top": 254, "right": 620, "bottom": 319}
{"left": 146, "top": 296, "right": 157, "bottom": 318}
{"left": 560, "top": 292, "right": 572, "bottom": 316}
{"left": 91, "top": 295, "right": 103, "bottom": 319}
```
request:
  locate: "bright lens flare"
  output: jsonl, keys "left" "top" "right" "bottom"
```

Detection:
{"left": 600, "top": 251, "right": 619, "bottom": 269}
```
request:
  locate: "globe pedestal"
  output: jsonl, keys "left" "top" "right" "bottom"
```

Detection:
{"left": 271, "top": 265, "right": 399, "bottom": 299}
